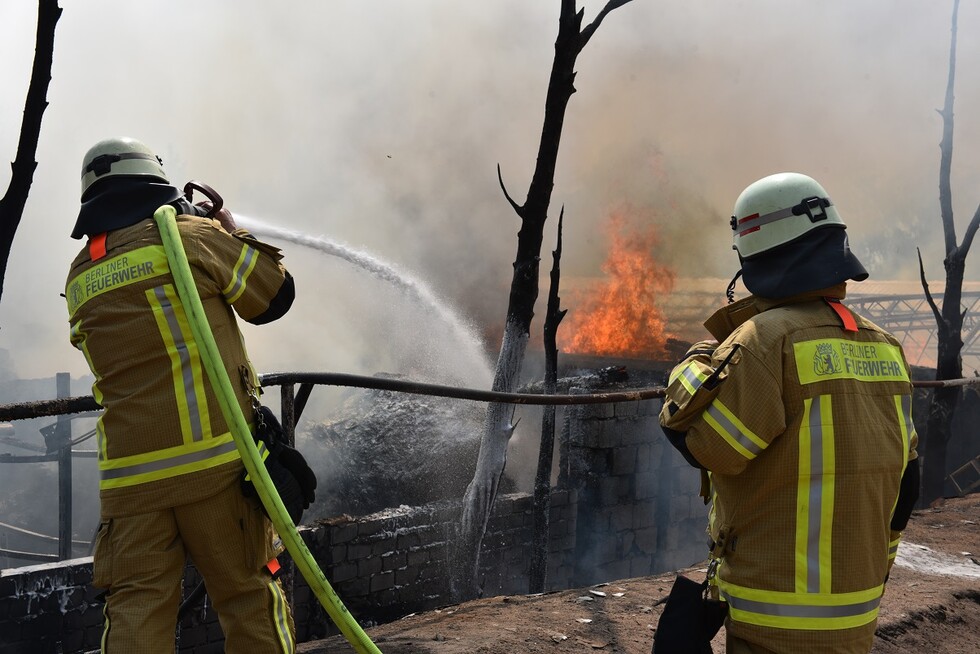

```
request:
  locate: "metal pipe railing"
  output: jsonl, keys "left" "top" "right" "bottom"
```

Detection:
{"left": 1, "top": 369, "right": 976, "bottom": 565}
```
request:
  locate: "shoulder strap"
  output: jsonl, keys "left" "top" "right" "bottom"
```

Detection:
{"left": 88, "top": 233, "right": 107, "bottom": 261}
{"left": 824, "top": 297, "right": 858, "bottom": 332}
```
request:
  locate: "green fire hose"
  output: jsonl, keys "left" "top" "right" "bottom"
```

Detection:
{"left": 153, "top": 205, "right": 382, "bottom": 654}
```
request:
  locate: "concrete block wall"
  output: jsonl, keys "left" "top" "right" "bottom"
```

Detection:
{"left": 564, "top": 395, "right": 708, "bottom": 586}
{"left": 0, "top": 490, "right": 577, "bottom": 653}
{"left": 289, "top": 489, "right": 578, "bottom": 642}
{"left": 0, "top": 386, "right": 707, "bottom": 653}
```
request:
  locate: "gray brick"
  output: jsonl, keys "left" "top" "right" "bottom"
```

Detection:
{"left": 612, "top": 445, "right": 638, "bottom": 475}
{"left": 370, "top": 572, "right": 395, "bottom": 593}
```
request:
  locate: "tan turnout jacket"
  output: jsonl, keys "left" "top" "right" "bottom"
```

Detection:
{"left": 660, "top": 285, "right": 917, "bottom": 654}
{"left": 66, "top": 214, "right": 291, "bottom": 517}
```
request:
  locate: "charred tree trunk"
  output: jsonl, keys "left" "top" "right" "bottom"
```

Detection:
{"left": 454, "top": 0, "right": 634, "bottom": 600}
{"left": 529, "top": 211, "right": 567, "bottom": 593}
{"left": 0, "top": 0, "right": 61, "bottom": 306}
{"left": 919, "top": 0, "right": 980, "bottom": 504}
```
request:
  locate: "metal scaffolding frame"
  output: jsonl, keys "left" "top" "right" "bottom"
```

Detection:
{"left": 846, "top": 291, "right": 980, "bottom": 372}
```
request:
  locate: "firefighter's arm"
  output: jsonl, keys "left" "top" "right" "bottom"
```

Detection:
{"left": 660, "top": 340, "right": 722, "bottom": 468}
{"left": 887, "top": 428, "right": 920, "bottom": 579}
{"left": 662, "top": 340, "right": 784, "bottom": 475}
{"left": 185, "top": 215, "right": 295, "bottom": 324}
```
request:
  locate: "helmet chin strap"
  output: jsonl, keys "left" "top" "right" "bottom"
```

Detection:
{"left": 726, "top": 269, "right": 743, "bottom": 304}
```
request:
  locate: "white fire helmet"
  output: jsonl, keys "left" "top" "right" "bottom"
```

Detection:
{"left": 730, "top": 172, "right": 845, "bottom": 260}
{"left": 80, "top": 137, "right": 169, "bottom": 200}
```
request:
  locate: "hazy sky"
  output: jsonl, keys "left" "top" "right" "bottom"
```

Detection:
{"left": 1, "top": 0, "right": 979, "bottom": 385}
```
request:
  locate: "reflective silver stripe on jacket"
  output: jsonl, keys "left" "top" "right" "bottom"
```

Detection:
{"left": 706, "top": 402, "right": 765, "bottom": 457}
{"left": 100, "top": 438, "right": 240, "bottom": 481}
{"left": 723, "top": 593, "right": 881, "bottom": 619}
{"left": 223, "top": 245, "right": 257, "bottom": 302}
{"left": 153, "top": 286, "right": 205, "bottom": 442}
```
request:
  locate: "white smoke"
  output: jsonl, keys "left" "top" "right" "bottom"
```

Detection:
{"left": 1, "top": 0, "right": 979, "bottom": 382}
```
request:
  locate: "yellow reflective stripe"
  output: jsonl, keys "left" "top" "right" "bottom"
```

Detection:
{"left": 69, "top": 321, "right": 104, "bottom": 406}
{"left": 718, "top": 578, "right": 883, "bottom": 630}
{"left": 704, "top": 399, "right": 767, "bottom": 460}
{"left": 66, "top": 245, "right": 170, "bottom": 318}
{"left": 268, "top": 580, "right": 295, "bottom": 654}
{"left": 96, "top": 420, "right": 107, "bottom": 462}
{"left": 671, "top": 361, "right": 710, "bottom": 396}
{"left": 896, "top": 394, "right": 914, "bottom": 458}
{"left": 70, "top": 320, "right": 108, "bottom": 460}
{"left": 99, "top": 433, "right": 239, "bottom": 489}
{"left": 794, "top": 338, "right": 909, "bottom": 385}
{"left": 146, "top": 285, "right": 212, "bottom": 444}
{"left": 888, "top": 536, "right": 901, "bottom": 561}
{"left": 796, "top": 396, "right": 836, "bottom": 594}
{"left": 222, "top": 243, "right": 259, "bottom": 303}
{"left": 242, "top": 440, "right": 271, "bottom": 483}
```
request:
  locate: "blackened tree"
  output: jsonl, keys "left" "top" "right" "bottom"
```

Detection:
{"left": 918, "top": 0, "right": 980, "bottom": 503}
{"left": 455, "top": 0, "right": 634, "bottom": 599}
{"left": 0, "top": 0, "right": 61, "bottom": 306}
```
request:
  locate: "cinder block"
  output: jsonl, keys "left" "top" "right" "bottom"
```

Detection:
{"left": 330, "top": 562, "right": 357, "bottom": 584}
{"left": 634, "top": 526, "right": 658, "bottom": 553}
{"left": 597, "top": 558, "right": 630, "bottom": 581}
{"left": 357, "top": 520, "right": 385, "bottom": 538}
{"left": 331, "top": 523, "right": 358, "bottom": 544}
{"left": 614, "top": 401, "right": 638, "bottom": 418}
{"left": 369, "top": 572, "right": 395, "bottom": 593}
{"left": 612, "top": 445, "right": 638, "bottom": 475}
{"left": 396, "top": 532, "right": 421, "bottom": 550}
{"left": 359, "top": 556, "right": 385, "bottom": 577}
{"left": 609, "top": 504, "right": 634, "bottom": 531}
{"left": 635, "top": 472, "right": 658, "bottom": 499}
{"left": 629, "top": 555, "right": 653, "bottom": 578}
{"left": 382, "top": 552, "right": 407, "bottom": 572}
{"left": 394, "top": 566, "right": 419, "bottom": 586}
{"left": 633, "top": 500, "right": 659, "bottom": 529}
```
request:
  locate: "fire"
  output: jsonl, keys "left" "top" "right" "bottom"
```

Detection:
{"left": 559, "top": 210, "right": 675, "bottom": 358}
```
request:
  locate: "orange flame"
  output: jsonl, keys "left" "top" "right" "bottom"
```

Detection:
{"left": 559, "top": 210, "right": 675, "bottom": 358}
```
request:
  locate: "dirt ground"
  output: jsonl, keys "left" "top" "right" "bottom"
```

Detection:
{"left": 299, "top": 493, "right": 980, "bottom": 654}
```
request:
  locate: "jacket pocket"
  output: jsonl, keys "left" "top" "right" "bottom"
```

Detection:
{"left": 91, "top": 520, "right": 113, "bottom": 589}
{"left": 240, "top": 493, "right": 279, "bottom": 571}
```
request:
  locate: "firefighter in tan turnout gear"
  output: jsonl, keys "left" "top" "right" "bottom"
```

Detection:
{"left": 660, "top": 173, "right": 920, "bottom": 654}
{"left": 66, "top": 137, "right": 299, "bottom": 653}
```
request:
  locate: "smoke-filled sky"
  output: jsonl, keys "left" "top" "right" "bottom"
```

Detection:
{"left": 2, "top": 0, "right": 979, "bottom": 385}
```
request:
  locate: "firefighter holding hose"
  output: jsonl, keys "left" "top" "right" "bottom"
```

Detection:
{"left": 65, "top": 137, "right": 308, "bottom": 653}
{"left": 658, "top": 173, "right": 920, "bottom": 654}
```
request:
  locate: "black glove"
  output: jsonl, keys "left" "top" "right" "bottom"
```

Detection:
{"left": 242, "top": 406, "right": 317, "bottom": 524}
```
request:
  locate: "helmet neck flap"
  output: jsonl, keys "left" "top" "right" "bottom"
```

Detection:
{"left": 739, "top": 226, "right": 868, "bottom": 299}
{"left": 71, "top": 177, "right": 182, "bottom": 239}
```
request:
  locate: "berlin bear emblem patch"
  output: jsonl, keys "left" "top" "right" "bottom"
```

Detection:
{"left": 813, "top": 342, "right": 842, "bottom": 376}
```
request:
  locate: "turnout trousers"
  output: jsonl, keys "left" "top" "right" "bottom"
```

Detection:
{"left": 92, "top": 479, "right": 295, "bottom": 654}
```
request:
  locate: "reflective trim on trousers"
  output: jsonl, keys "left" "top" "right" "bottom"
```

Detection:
{"left": 268, "top": 580, "right": 295, "bottom": 654}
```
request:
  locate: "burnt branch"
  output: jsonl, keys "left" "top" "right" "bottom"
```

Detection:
{"left": 918, "top": 247, "right": 944, "bottom": 327}
{"left": 937, "top": 0, "right": 959, "bottom": 253}
{"left": 497, "top": 163, "right": 523, "bottom": 217}
{"left": 957, "top": 202, "right": 980, "bottom": 258}
{"left": 530, "top": 209, "right": 567, "bottom": 593}
{"left": 581, "top": 0, "right": 635, "bottom": 49}
{"left": 0, "top": 0, "right": 62, "bottom": 306}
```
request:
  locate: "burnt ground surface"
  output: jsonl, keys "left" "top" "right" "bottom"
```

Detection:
{"left": 299, "top": 493, "right": 980, "bottom": 654}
